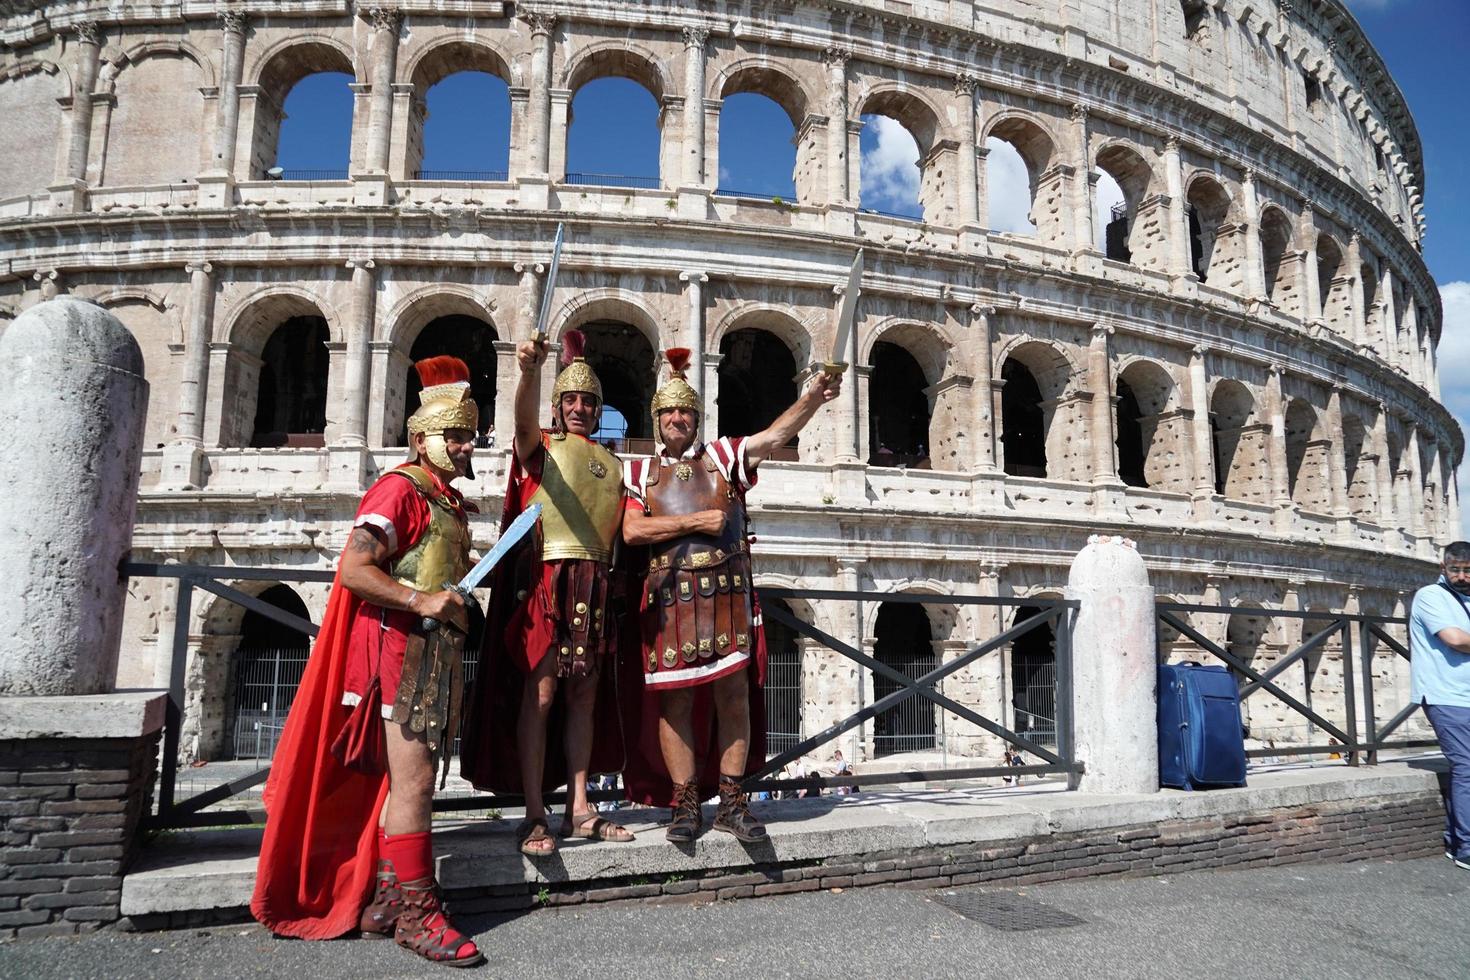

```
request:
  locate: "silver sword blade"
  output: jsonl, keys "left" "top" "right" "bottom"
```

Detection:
{"left": 827, "top": 249, "right": 863, "bottom": 370}
{"left": 531, "top": 223, "right": 565, "bottom": 341}
{"left": 457, "top": 503, "right": 542, "bottom": 593}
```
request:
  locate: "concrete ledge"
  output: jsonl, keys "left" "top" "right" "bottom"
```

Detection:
{"left": 0, "top": 691, "right": 167, "bottom": 740}
{"left": 120, "top": 759, "right": 1447, "bottom": 920}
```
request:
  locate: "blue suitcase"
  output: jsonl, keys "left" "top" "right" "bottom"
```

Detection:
{"left": 1157, "top": 663, "right": 1248, "bottom": 790}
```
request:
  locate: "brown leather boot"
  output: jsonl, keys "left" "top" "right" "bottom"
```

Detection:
{"left": 665, "top": 778, "right": 703, "bottom": 843}
{"left": 713, "top": 774, "right": 767, "bottom": 842}
{"left": 394, "top": 876, "right": 484, "bottom": 968}
{"left": 358, "top": 858, "right": 402, "bottom": 938}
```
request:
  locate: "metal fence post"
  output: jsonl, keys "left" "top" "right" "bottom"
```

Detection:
{"left": 157, "top": 576, "right": 194, "bottom": 822}
{"left": 1360, "top": 619, "right": 1380, "bottom": 764}
{"left": 1339, "top": 618, "right": 1360, "bottom": 766}
{"left": 1054, "top": 606, "right": 1075, "bottom": 771}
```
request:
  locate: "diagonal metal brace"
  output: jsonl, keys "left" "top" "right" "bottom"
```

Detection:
{"left": 195, "top": 578, "right": 319, "bottom": 638}
{"left": 1239, "top": 619, "right": 1343, "bottom": 699}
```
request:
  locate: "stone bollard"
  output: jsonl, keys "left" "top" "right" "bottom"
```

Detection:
{"left": 0, "top": 298, "right": 164, "bottom": 939}
{"left": 1065, "top": 535, "right": 1159, "bottom": 794}
{"left": 0, "top": 297, "right": 147, "bottom": 696}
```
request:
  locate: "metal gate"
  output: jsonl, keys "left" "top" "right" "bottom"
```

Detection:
{"left": 873, "top": 646, "right": 938, "bottom": 756}
{"left": 765, "top": 642, "right": 802, "bottom": 756}
{"left": 227, "top": 647, "right": 308, "bottom": 760}
{"left": 1011, "top": 654, "right": 1057, "bottom": 748}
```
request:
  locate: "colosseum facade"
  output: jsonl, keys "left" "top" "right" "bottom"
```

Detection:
{"left": 0, "top": 0, "right": 1455, "bottom": 768}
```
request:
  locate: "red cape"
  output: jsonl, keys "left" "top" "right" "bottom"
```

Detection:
{"left": 459, "top": 443, "right": 628, "bottom": 794}
{"left": 250, "top": 575, "right": 388, "bottom": 939}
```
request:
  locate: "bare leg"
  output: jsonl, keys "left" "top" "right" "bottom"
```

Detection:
{"left": 712, "top": 667, "right": 751, "bottom": 778}
{"left": 658, "top": 687, "right": 697, "bottom": 784}
{"left": 517, "top": 652, "right": 559, "bottom": 831}
{"left": 561, "top": 670, "right": 598, "bottom": 821}
{"left": 382, "top": 721, "right": 434, "bottom": 836}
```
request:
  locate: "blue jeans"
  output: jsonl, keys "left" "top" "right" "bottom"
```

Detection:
{"left": 1424, "top": 703, "right": 1470, "bottom": 861}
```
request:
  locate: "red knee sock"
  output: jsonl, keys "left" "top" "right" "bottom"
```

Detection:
{"left": 381, "top": 831, "right": 433, "bottom": 883}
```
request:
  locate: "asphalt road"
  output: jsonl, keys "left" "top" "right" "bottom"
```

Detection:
{"left": 2, "top": 856, "right": 1465, "bottom": 979}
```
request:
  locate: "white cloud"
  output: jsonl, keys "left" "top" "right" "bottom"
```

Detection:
{"left": 859, "top": 115, "right": 920, "bottom": 214}
{"left": 985, "top": 138, "right": 1036, "bottom": 235}
{"left": 1438, "top": 281, "right": 1470, "bottom": 538}
{"left": 1093, "top": 170, "right": 1126, "bottom": 249}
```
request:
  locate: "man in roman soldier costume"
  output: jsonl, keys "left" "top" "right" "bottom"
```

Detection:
{"left": 461, "top": 330, "right": 634, "bottom": 856}
{"left": 621, "top": 349, "right": 840, "bottom": 841}
{"left": 252, "top": 356, "right": 484, "bottom": 967}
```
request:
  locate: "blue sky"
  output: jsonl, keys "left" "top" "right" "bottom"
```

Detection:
{"left": 277, "top": 6, "right": 1469, "bottom": 528}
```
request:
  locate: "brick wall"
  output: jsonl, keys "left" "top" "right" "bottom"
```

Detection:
{"left": 0, "top": 734, "right": 159, "bottom": 939}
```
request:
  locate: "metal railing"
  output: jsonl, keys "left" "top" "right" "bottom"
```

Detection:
{"left": 126, "top": 561, "right": 1079, "bottom": 827}
{"left": 1155, "top": 602, "right": 1435, "bottom": 765}
{"left": 269, "top": 168, "right": 350, "bottom": 181}
{"left": 413, "top": 169, "right": 509, "bottom": 182}
{"left": 564, "top": 172, "right": 661, "bottom": 190}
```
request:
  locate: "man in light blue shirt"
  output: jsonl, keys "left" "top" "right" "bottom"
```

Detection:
{"left": 1409, "top": 541, "right": 1470, "bottom": 871}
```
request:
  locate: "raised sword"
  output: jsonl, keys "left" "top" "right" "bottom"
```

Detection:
{"left": 823, "top": 249, "right": 863, "bottom": 375}
{"left": 531, "top": 223, "right": 565, "bottom": 342}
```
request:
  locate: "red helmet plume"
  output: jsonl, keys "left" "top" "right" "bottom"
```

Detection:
{"left": 560, "top": 329, "right": 586, "bottom": 367}
{"left": 414, "top": 355, "right": 470, "bottom": 388}
{"left": 665, "top": 347, "right": 692, "bottom": 375}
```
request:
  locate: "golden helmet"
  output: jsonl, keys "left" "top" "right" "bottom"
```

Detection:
{"left": 408, "top": 356, "right": 477, "bottom": 474}
{"left": 551, "top": 328, "right": 602, "bottom": 403}
{"left": 650, "top": 347, "right": 699, "bottom": 419}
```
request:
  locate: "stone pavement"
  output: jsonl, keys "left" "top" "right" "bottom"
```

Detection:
{"left": 4, "top": 855, "right": 1466, "bottom": 979}
{"left": 120, "top": 758, "right": 1449, "bottom": 923}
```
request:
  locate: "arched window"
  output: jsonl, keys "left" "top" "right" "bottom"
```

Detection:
{"left": 1284, "top": 399, "right": 1330, "bottom": 513}
{"left": 566, "top": 76, "right": 661, "bottom": 188}
{"left": 0, "top": 65, "right": 64, "bottom": 200}
{"left": 872, "top": 601, "right": 936, "bottom": 757}
{"left": 1181, "top": 0, "right": 1210, "bottom": 40}
{"left": 1009, "top": 604, "right": 1056, "bottom": 748}
{"left": 252, "top": 316, "right": 329, "bottom": 447}
{"left": 400, "top": 314, "right": 499, "bottom": 446}
{"left": 858, "top": 113, "right": 922, "bottom": 219}
{"left": 984, "top": 117, "right": 1056, "bottom": 240}
{"left": 1115, "top": 378, "right": 1147, "bottom": 488}
{"left": 1260, "top": 207, "right": 1295, "bottom": 306}
{"left": 226, "top": 584, "right": 310, "bottom": 760}
{"left": 1209, "top": 380, "right": 1264, "bottom": 501}
{"left": 577, "top": 320, "right": 655, "bottom": 444}
{"left": 263, "top": 60, "right": 354, "bottom": 179}
{"left": 1094, "top": 168, "right": 1128, "bottom": 261}
{"left": 867, "top": 342, "right": 930, "bottom": 467}
{"left": 1114, "top": 360, "right": 1182, "bottom": 492}
{"left": 415, "top": 70, "right": 511, "bottom": 180}
{"left": 1185, "top": 175, "right": 1232, "bottom": 284}
{"left": 1000, "top": 359, "right": 1047, "bottom": 478}
{"left": 1094, "top": 144, "right": 1157, "bottom": 266}
{"left": 984, "top": 137, "right": 1036, "bottom": 236}
{"left": 716, "top": 92, "right": 797, "bottom": 201}
{"left": 1360, "top": 259, "right": 1381, "bottom": 345}
{"left": 1342, "top": 414, "right": 1375, "bottom": 520}
{"left": 763, "top": 598, "right": 802, "bottom": 755}
{"left": 717, "top": 329, "right": 798, "bottom": 455}
{"left": 1317, "top": 234, "right": 1349, "bottom": 331}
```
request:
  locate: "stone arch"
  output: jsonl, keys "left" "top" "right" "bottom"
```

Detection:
{"left": 1115, "top": 358, "right": 1184, "bottom": 492}
{"left": 217, "top": 288, "right": 339, "bottom": 449}
{"left": 0, "top": 61, "right": 67, "bottom": 201}
{"left": 551, "top": 290, "right": 660, "bottom": 350}
{"left": 1007, "top": 597, "right": 1062, "bottom": 747}
{"left": 1360, "top": 256, "right": 1382, "bottom": 344}
{"left": 855, "top": 86, "right": 948, "bottom": 221}
{"left": 402, "top": 36, "right": 514, "bottom": 88}
{"left": 983, "top": 112, "right": 1059, "bottom": 239}
{"left": 993, "top": 337, "right": 1077, "bottom": 400}
{"left": 383, "top": 284, "right": 497, "bottom": 348}
{"left": 712, "top": 60, "right": 812, "bottom": 126}
{"left": 1210, "top": 379, "right": 1266, "bottom": 502}
{"left": 862, "top": 318, "right": 951, "bottom": 384}
{"left": 109, "top": 39, "right": 217, "bottom": 89}
{"left": 998, "top": 339, "right": 1080, "bottom": 481}
{"left": 1342, "top": 412, "right": 1375, "bottom": 520}
{"left": 712, "top": 304, "right": 815, "bottom": 369}
{"left": 1259, "top": 204, "right": 1296, "bottom": 305}
{"left": 1316, "top": 232, "right": 1350, "bottom": 331}
{"left": 1284, "top": 397, "right": 1330, "bottom": 512}
{"left": 716, "top": 327, "right": 801, "bottom": 452}
{"left": 866, "top": 320, "right": 953, "bottom": 468}
{"left": 100, "top": 47, "right": 210, "bottom": 186}
{"left": 1226, "top": 603, "right": 1273, "bottom": 677}
{"left": 555, "top": 291, "right": 660, "bottom": 441}
{"left": 1184, "top": 172, "right": 1236, "bottom": 284}
{"left": 1094, "top": 141, "right": 1160, "bottom": 266}
{"left": 562, "top": 42, "right": 672, "bottom": 101}
{"left": 99, "top": 293, "right": 183, "bottom": 448}
{"left": 221, "top": 286, "right": 342, "bottom": 351}
{"left": 247, "top": 38, "right": 358, "bottom": 179}
{"left": 982, "top": 112, "right": 1057, "bottom": 176}
{"left": 222, "top": 583, "right": 312, "bottom": 760}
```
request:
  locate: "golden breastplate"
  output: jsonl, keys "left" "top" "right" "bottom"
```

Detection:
{"left": 387, "top": 467, "right": 472, "bottom": 592}
{"left": 527, "top": 433, "right": 623, "bottom": 564}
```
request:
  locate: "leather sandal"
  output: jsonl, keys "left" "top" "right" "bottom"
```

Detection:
{"left": 359, "top": 857, "right": 402, "bottom": 938}
{"left": 394, "top": 876, "right": 484, "bottom": 968}
{"left": 665, "top": 778, "right": 703, "bottom": 843}
{"left": 515, "top": 817, "right": 556, "bottom": 857}
{"left": 713, "top": 774, "right": 767, "bottom": 842}
{"left": 562, "top": 811, "right": 634, "bottom": 842}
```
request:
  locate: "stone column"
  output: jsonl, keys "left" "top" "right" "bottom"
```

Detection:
{"left": 823, "top": 48, "right": 850, "bottom": 207}
{"left": 160, "top": 262, "right": 214, "bottom": 489}
{"left": 1379, "top": 266, "right": 1399, "bottom": 367}
{"left": 1325, "top": 387, "right": 1351, "bottom": 522}
{"left": 1241, "top": 170, "right": 1266, "bottom": 300}
{"left": 1088, "top": 323, "right": 1118, "bottom": 484}
{"left": 340, "top": 260, "right": 376, "bottom": 446}
{"left": 1401, "top": 296, "right": 1422, "bottom": 384}
{"left": 955, "top": 76, "right": 980, "bottom": 228}
{"left": 1372, "top": 404, "right": 1398, "bottom": 532}
{"left": 1405, "top": 422, "right": 1426, "bottom": 539}
{"left": 364, "top": 7, "right": 401, "bottom": 173}
{"left": 48, "top": 22, "right": 102, "bottom": 212}
{"left": 1347, "top": 233, "right": 1366, "bottom": 346}
{"left": 0, "top": 299, "right": 147, "bottom": 695}
{"left": 971, "top": 304, "right": 996, "bottom": 471}
{"left": 1265, "top": 367, "right": 1291, "bottom": 507}
{"left": 1300, "top": 200, "right": 1322, "bottom": 324}
{"left": 209, "top": 13, "right": 248, "bottom": 176}
{"left": 524, "top": 12, "right": 556, "bottom": 176}
{"left": 681, "top": 28, "right": 708, "bottom": 188}
{"left": 1188, "top": 346, "right": 1215, "bottom": 495}
{"left": 1163, "top": 137, "right": 1191, "bottom": 276}
{"left": 1070, "top": 104, "right": 1094, "bottom": 250}
{"left": 680, "top": 270, "right": 709, "bottom": 418}
{"left": 833, "top": 269, "right": 861, "bottom": 463}
{"left": 1066, "top": 537, "right": 1158, "bottom": 794}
